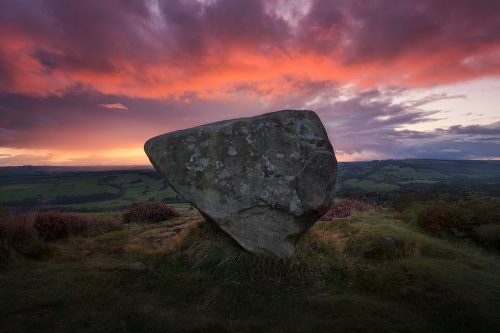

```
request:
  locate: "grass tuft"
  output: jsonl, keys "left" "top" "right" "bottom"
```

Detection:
{"left": 122, "top": 202, "right": 180, "bottom": 224}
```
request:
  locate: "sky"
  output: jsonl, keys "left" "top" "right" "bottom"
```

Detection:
{"left": 0, "top": 0, "right": 499, "bottom": 166}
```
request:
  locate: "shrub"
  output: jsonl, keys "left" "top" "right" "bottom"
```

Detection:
{"left": 473, "top": 225, "right": 500, "bottom": 250}
{"left": 0, "top": 239, "right": 10, "bottom": 263}
{"left": 0, "top": 213, "right": 52, "bottom": 262}
{"left": 320, "top": 198, "right": 374, "bottom": 221}
{"left": 33, "top": 211, "right": 94, "bottom": 241}
{"left": 123, "top": 202, "right": 180, "bottom": 224}
{"left": 64, "top": 212, "right": 95, "bottom": 234}
{"left": 464, "top": 198, "right": 500, "bottom": 226}
{"left": 393, "top": 194, "right": 500, "bottom": 247}
{"left": 415, "top": 202, "right": 474, "bottom": 236}
{"left": 10, "top": 222, "right": 51, "bottom": 260}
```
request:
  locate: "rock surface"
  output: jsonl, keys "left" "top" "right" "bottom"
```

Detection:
{"left": 145, "top": 110, "right": 337, "bottom": 256}
{"left": 127, "top": 262, "right": 146, "bottom": 271}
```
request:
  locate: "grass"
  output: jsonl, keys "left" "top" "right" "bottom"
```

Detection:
{"left": 0, "top": 177, "right": 118, "bottom": 202}
{"left": 1, "top": 210, "right": 499, "bottom": 332}
{"left": 343, "top": 178, "right": 400, "bottom": 191}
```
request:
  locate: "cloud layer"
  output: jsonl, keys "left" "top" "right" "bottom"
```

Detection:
{"left": 2, "top": 0, "right": 500, "bottom": 96}
{"left": 1, "top": 0, "right": 500, "bottom": 164}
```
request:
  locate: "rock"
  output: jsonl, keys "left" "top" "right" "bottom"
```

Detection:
{"left": 145, "top": 110, "right": 337, "bottom": 256}
{"left": 127, "top": 262, "right": 146, "bottom": 271}
{"left": 379, "top": 236, "right": 396, "bottom": 248}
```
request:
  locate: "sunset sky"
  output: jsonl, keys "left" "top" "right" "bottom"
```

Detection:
{"left": 1, "top": 0, "right": 499, "bottom": 166}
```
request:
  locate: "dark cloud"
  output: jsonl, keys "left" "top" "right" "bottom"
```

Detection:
{"left": 300, "top": 0, "right": 500, "bottom": 63}
{"left": 159, "top": 0, "right": 289, "bottom": 55}
{"left": 1, "top": 0, "right": 500, "bottom": 162}
{"left": 315, "top": 91, "right": 441, "bottom": 157}
{"left": 1, "top": 0, "right": 500, "bottom": 95}
{"left": 447, "top": 123, "right": 500, "bottom": 135}
{"left": 260, "top": 86, "right": 500, "bottom": 160}
{"left": 0, "top": 0, "right": 161, "bottom": 84}
{"left": 0, "top": 85, "right": 499, "bottom": 160}
{"left": 403, "top": 93, "right": 466, "bottom": 108}
{"left": 0, "top": 88, "right": 263, "bottom": 150}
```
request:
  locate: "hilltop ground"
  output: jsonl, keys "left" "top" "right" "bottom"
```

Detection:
{"left": 1, "top": 160, "right": 499, "bottom": 332}
{"left": 1, "top": 209, "right": 499, "bottom": 332}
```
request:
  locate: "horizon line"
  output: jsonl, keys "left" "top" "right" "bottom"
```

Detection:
{"left": 1, "top": 158, "right": 500, "bottom": 169}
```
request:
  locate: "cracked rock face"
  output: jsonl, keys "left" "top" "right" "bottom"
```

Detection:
{"left": 144, "top": 110, "right": 337, "bottom": 256}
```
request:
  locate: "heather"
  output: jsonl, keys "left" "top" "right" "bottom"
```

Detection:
{"left": 0, "top": 209, "right": 121, "bottom": 263}
{"left": 122, "top": 202, "right": 180, "bottom": 224}
{"left": 34, "top": 211, "right": 94, "bottom": 240}
{"left": 0, "top": 212, "right": 51, "bottom": 262}
{"left": 392, "top": 194, "right": 500, "bottom": 250}
{"left": 320, "top": 198, "right": 374, "bottom": 220}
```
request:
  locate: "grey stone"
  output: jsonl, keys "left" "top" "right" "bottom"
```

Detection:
{"left": 145, "top": 110, "right": 337, "bottom": 256}
{"left": 127, "top": 262, "right": 146, "bottom": 271}
{"left": 379, "top": 236, "right": 396, "bottom": 247}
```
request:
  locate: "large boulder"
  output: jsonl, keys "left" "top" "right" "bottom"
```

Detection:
{"left": 145, "top": 110, "right": 337, "bottom": 256}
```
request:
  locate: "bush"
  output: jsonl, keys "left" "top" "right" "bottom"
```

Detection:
{"left": 320, "top": 198, "right": 374, "bottom": 221}
{"left": 10, "top": 222, "right": 51, "bottom": 260}
{"left": 473, "top": 225, "right": 500, "bottom": 250}
{"left": 0, "top": 238, "right": 10, "bottom": 263}
{"left": 415, "top": 202, "right": 475, "bottom": 236}
{"left": 33, "top": 211, "right": 94, "bottom": 241}
{"left": 402, "top": 197, "right": 500, "bottom": 251}
{"left": 123, "top": 202, "right": 180, "bottom": 224}
{"left": 0, "top": 213, "right": 52, "bottom": 262}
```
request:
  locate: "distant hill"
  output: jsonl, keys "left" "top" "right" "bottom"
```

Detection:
{"left": 0, "top": 165, "right": 151, "bottom": 173}
{"left": 337, "top": 159, "right": 500, "bottom": 193}
{"left": 1, "top": 159, "right": 499, "bottom": 211}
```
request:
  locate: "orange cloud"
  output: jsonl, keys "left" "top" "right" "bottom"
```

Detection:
{"left": 1, "top": 0, "right": 500, "bottom": 99}
{"left": 1, "top": 0, "right": 500, "bottom": 164}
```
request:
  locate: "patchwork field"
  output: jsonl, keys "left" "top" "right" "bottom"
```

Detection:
{"left": 1, "top": 160, "right": 500, "bottom": 212}
{"left": 0, "top": 168, "right": 188, "bottom": 212}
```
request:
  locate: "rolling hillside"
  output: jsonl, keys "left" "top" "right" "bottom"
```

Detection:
{"left": 1, "top": 160, "right": 499, "bottom": 212}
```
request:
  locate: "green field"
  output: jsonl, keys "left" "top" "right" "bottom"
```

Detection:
{"left": 0, "top": 169, "right": 185, "bottom": 212}
{"left": 337, "top": 159, "right": 500, "bottom": 194}
{"left": 1, "top": 159, "right": 499, "bottom": 212}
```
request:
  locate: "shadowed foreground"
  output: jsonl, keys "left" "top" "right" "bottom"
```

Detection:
{"left": 1, "top": 210, "right": 499, "bottom": 332}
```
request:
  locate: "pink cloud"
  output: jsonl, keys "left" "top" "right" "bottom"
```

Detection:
{"left": 99, "top": 103, "right": 128, "bottom": 111}
{"left": 0, "top": 0, "right": 500, "bottom": 98}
